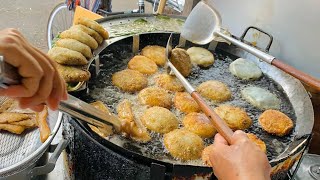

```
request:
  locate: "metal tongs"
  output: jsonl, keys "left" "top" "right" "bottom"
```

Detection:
{"left": 181, "top": 0, "right": 320, "bottom": 92}
{"left": 165, "top": 34, "right": 234, "bottom": 144}
{"left": 0, "top": 55, "right": 121, "bottom": 131}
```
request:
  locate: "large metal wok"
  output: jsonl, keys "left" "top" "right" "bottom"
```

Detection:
{"left": 64, "top": 14, "right": 314, "bottom": 180}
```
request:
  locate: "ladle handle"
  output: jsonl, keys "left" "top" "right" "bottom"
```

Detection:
{"left": 272, "top": 59, "right": 320, "bottom": 92}
{"left": 191, "top": 92, "right": 233, "bottom": 144}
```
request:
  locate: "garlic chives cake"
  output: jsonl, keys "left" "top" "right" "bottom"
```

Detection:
{"left": 197, "top": 80, "right": 232, "bottom": 102}
{"left": 138, "top": 87, "right": 172, "bottom": 109}
{"left": 155, "top": 74, "right": 184, "bottom": 92}
{"left": 187, "top": 47, "right": 215, "bottom": 67}
{"left": 229, "top": 58, "right": 262, "bottom": 80}
{"left": 258, "top": 110, "right": 294, "bottom": 136}
{"left": 141, "top": 45, "right": 166, "bottom": 66}
{"left": 128, "top": 55, "right": 158, "bottom": 75}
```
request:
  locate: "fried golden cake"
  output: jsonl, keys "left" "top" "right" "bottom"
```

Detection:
{"left": 60, "top": 29, "right": 98, "bottom": 49}
{"left": 76, "top": 17, "right": 109, "bottom": 39}
{"left": 141, "top": 106, "right": 178, "bottom": 134}
{"left": 0, "top": 124, "right": 25, "bottom": 134}
{"left": 170, "top": 48, "right": 192, "bottom": 77}
{"left": 117, "top": 99, "right": 151, "bottom": 142}
{"left": 197, "top": 80, "right": 232, "bottom": 102}
{"left": 70, "top": 24, "right": 103, "bottom": 44}
{"left": 56, "top": 64, "right": 91, "bottom": 83}
{"left": 89, "top": 101, "right": 113, "bottom": 137}
{"left": 174, "top": 92, "right": 200, "bottom": 113}
{"left": 247, "top": 133, "right": 267, "bottom": 153}
{"left": 258, "top": 110, "right": 293, "bottom": 136}
{"left": 112, "top": 69, "right": 148, "bottom": 92}
{"left": 48, "top": 47, "right": 88, "bottom": 65}
{"left": 214, "top": 105, "right": 252, "bottom": 130}
{"left": 141, "top": 45, "right": 166, "bottom": 66}
{"left": 138, "top": 87, "right": 172, "bottom": 108}
{"left": 164, "top": 129, "right": 204, "bottom": 161}
{"left": 187, "top": 47, "right": 214, "bottom": 67}
{"left": 183, "top": 113, "right": 216, "bottom": 138}
{"left": 128, "top": 55, "right": 158, "bottom": 75}
{"left": 0, "top": 112, "right": 30, "bottom": 123}
{"left": 55, "top": 38, "right": 93, "bottom": 59}
{"left": 202, "top": 144, "right": 214, "bottom": 167}
{"left": 155, "top": 74, "right": 184, "bottom": 92}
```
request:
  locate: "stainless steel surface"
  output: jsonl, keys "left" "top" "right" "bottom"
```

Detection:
{"left": 0, "top": 102, "right": 62, "bottom": 177}
{"left": 293, "top": 154, "right": 320, "bottom": 180}
{"left": 59, "top": 95, "right": 121, "bottom": 131}
{"left": 165, "top": 34, "right": 195, "bottom": 93}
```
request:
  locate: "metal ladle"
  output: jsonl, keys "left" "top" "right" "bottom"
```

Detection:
{"left": 181, "top": 0, "right": 320, "bottom": 92}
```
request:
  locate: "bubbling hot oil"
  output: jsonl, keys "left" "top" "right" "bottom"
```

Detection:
{"left": 84, "top": 46, "right": 296, "bottom": 166}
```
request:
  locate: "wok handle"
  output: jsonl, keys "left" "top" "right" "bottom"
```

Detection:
{"left": 272, "top": 59, "right": 320, "bottom": 92}
{"left": 191, "top": 92, "right": 233, "bottom": 144}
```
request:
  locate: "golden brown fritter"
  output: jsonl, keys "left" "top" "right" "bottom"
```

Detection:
{"left": 112, "top": 69, "right": 148, "bottom": 92}
{"left": 258, "top": 109, "right": 294, "bottom": 136}
{"left": 55, "top": 39, "right": 93, "bottom": 59}
{"left": 128, "top": 55, "right": 158, "bottom": 75}
{"left": 138, "top": 87, "right": 172, "bottom": 109}
{"left": 141, "top": 106, "right": 178, "bottom": 134}
{"left": 0, "top": 112, "right": 30, "bottom": 123}
{"left": 57, "top": 64, "right": 91, "bottom": 83}
{"left": 214, "top": 105, "right": 252, "bottom": 130}
{"left": 48, "top": 47, "right": 88, "bottom": 65}
{"left": 76, "top": 17, "right": 109, "bottom": 39}
{"left": 174, "top": 92, "right": 200, "bottom": 113}
{"left": 164, "top": 129, "right": 204, "bottom": 161}
{"left": 197, "top": 80, "right": 232, "bottom": 102}
{"left": 202, "top": 144, "right": 214, "bottom": 167}
{"left": 170, "top": 48, "right": 192, "bottom": 77}
{"left": 11, "top": 118, "right": 37, "bottom": 128}
{"left": 155, "top": 74, "right": 184, "bottom": 92}
{"left": 0, "top": 124, "right": 25, "bottom": 134}
{"left": 247, "top": 133, "right": 267, "bottom": 153}
{"left": 70, "top": 24, "right": 103, "bottom": 44}
{"left": 89, "top": 101, "right": 113, "bottom": 137}
{"left": 117, "top": 99, "right": 151, "bottom": 142}
{"left": 60, "top": 29, "right": 98, "bottom": 49}
{"left": 183, "top": 113, "right": 216, "bottom": 138}
{"left": 141, "top": 45, "right": 166, "bottom": 66}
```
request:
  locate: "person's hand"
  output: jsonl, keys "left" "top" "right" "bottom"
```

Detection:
{"left": 209, "top": 130, "right": 271, "bottom": 180}
{"left": 0, "top": 28, "right": 67, "bottom": 111}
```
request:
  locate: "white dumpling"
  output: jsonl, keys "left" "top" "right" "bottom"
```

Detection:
{"left": 241, "top": 86, "right": 281, "bottom": 110}
{"left": 229, "top": 58, "right": 262, "bottom": 80}
{"left": 186, "top": 47, "right": 214, "bottom": 67}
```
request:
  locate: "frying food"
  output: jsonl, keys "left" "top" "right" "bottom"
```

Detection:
{"left": 202, "top": 144, "right": 214, "bottom": 167}
{"left": 241, "top": 86, "right": 281, "bottom": 110}
{"left": 138, "top": 87, "right": 172, "bottom": 109}
{"left": 258, "top": 109, "right": 293, "bottom": 136}
{"left": 55, "top": 39, "right": 93, "bottom": 59}
{"left": 112, "top": 69, "right": 148, "bottom": 92}
{"left": 0, "top": 124, "right": 25, "bottom": 134}
{"left": 170, "top": 48, "right": 192, "bottom": 77}
{"left": 60, "top": 29, "right": 98, "bottom": 49}
{"left": 164, "top": 129, "right": 204, "bottom": 161}
{"left": 76, "top": 17, "right": 109, "bottom": 39}
{"left": 187, "top": 47, "right": 214, "bottom": 67}
{"left": 141, "top": 106, "right": 178, "bottom": 134}
{"left": 174, "top": 92, "right": 200, "bottom": 113}
{"left": 128, "top": 55, "right": 158, "bottom": 75}
{"left": 89, "top": 101, "right": 113, "bottom": 137}
{"left": 155, "top": 74, "right": 184, "bottom": 92}
{"left": 141, "top": 45, "right": 166, "bottom": 66}
{"left": 36, "top": 106, "right": 50, "bottom": 143}
{"left": 0, "top": 112, "right": 30, "bottom": 123}
{"left": 229, "top": 58, "right": 262, "bottom": 80}
{"left": 183, "top": 113, "right": 216, "bottom": 138}
{"left": 197, "top": 80, "right": 232, "bottom": 102}
{"left": 11, "top": 118, "right": 37, "bottom": 128}
{"left": 247, "top": 133, "right": 267, "bottom": 153}
{"left": 48, "top": 47, "right": 88, "bottom": 65}
{"left": 57, "top": 64, "right": 91, "bottom": 83}
{"left": 117, "top": 99, "right": 151, "bottom": 142}
{"left": 214, "top": 105, "right": 252, "bottom": 130}
{"left": 70, "top": 24, "right": 103, "bottom": 44}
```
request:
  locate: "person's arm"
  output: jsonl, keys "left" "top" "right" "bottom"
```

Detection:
{"left": 0, "top": 28, "right": 67, "bottom": 111}
{"left": 209, "top": 130, "right": 271, "bottom": 180}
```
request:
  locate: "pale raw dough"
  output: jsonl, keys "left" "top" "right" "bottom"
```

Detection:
{"left": 187, "top": 47, "right": 214, "bottom": 67}
{"left": 241, "top": 86, "right": 281, "bottom": 110}
{"left": 229, "top": 58, "right": 262, "bottom": 80}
